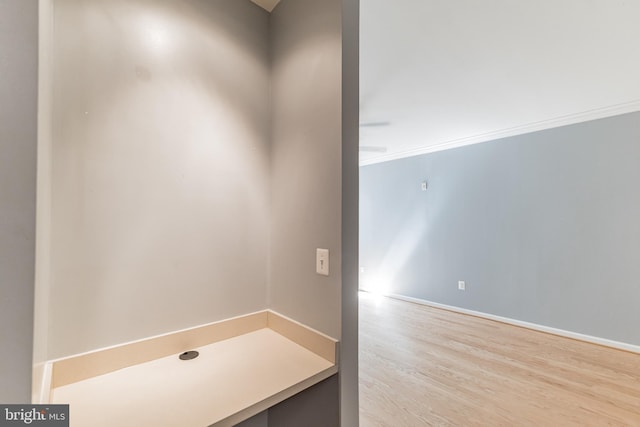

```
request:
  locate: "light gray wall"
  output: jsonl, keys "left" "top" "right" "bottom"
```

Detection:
{"left": 47, "top": 0, "right": 271, "bottom": 359}
{"left": 339, "top": 0, "right": 359, "bottom": 425}
{"left": 0, "top": 0, "right": 38, "bottom": 402}
{"left": 31, "top": 0, "right": 357, "bottom": 420}
{"left": 269, "top": 0, "right": 342, "bottom": 339}
{"left": 360, "top": 111, "right": 640, "bottom": 345}
{"left": 269, "top": 1, "right": 357, "bottom": 423}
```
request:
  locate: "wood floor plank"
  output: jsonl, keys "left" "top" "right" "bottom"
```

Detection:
{"left": 359, "top": 293, "right": 640, "bottom": 426}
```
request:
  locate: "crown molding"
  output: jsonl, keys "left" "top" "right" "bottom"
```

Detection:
{"left": 360, "top": 99, "right": 640, "bottom": 166}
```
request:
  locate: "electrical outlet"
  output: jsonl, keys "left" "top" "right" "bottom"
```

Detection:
{"left": 458, "top": 281, "right": 466, "bottom": 291}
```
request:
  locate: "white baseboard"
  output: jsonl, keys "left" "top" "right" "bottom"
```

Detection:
{"left": 383, "top": 292, "right": 640, "bottom": 355}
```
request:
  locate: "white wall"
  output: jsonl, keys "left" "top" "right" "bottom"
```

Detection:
{"left": 47, "top": 0, "right": 271, "bottom": 359}
{"left": 0, "top": 0, "right": 38, "bottom": 402}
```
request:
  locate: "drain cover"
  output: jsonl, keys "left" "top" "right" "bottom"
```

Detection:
{"left": 179, "top": 350, "right": 199, "bottom": 361}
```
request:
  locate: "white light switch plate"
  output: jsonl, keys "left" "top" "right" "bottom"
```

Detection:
{"left": 316, "top": 248, "right": 329, "bottom": 276}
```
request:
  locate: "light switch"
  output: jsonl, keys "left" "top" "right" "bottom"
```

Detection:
{"left": 316, "top": 248, "right": 329, "bottom": 276}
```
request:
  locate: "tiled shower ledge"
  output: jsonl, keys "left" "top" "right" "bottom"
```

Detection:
{"left": 45, "top": 311, "right": 338, "bottom": 427}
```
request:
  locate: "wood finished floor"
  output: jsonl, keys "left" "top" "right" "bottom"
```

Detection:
{"left": 359, "top": 293, "right": 640, "bottom": 427}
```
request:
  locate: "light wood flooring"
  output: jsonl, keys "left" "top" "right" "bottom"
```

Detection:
{"left": 359, "top": 293, "right": 640, "bottom": 426}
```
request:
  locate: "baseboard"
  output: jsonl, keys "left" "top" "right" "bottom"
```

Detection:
{"left": 31, "top": 361, "right": 52, "bottom": 404}
{"left": 383, "top": 293, "right": 640, "bottom": 355}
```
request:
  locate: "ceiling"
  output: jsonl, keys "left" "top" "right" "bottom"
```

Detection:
{"left": 360, "top": 0, "right": 640, "bottom": 165}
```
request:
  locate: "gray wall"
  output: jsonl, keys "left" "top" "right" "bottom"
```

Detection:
{"left": 47, "top": 0, "right": 271, "bottom": 359}
{"left": 269, "top": 0, "right": 355, "bottom": 423}
{"left": 339, "top": 0, "right": 359, "bottom": 425}
{"left": 235, "top": 411, "right": 267, "bottom": 427}
{"left": 2, "top": 0, "right": 358, "bottom": 419}
{"left": 236, "top": 376, "right": 340, "bottom": 427}
{"left": 268, "top": 375, "right": 339, "bottom": 427}
{"left": 270, "top": 0, "right": 342, "bottom": 340}
{"left": 0, "top": 0, "right": 38, "bottom": 402}
{"left": 360, "top": 111, "right": 640, "bottom": 345}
